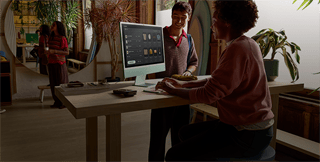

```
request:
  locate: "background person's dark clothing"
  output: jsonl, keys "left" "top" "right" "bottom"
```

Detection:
{"left": 165, "top": 120, "right": 273, "bottom": 161}
{"left": 39, "top": 57, "right": 48, "bottom": 75}
{"left": 148, "top": 105, "right": 190, "bottom": 161}
{"left": 48, "top": 63, "right": 68, "bottom": 106}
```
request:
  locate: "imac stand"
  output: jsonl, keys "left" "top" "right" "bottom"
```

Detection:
{"left": 134, "top": 75, "right": 155, "bottom": 87}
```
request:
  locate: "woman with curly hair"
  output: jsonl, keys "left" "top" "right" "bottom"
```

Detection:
{"left": 45, "top": 21, "right": 69, "bottom": 109}
{"left": 156, "top": 0, "right": 274, "bottom": 161}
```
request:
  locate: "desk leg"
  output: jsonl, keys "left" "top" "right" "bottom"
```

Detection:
{"left": 22, "top": 47, "right": 26, "bottom": 64}
{"left": 106, "top": 114, "right": 121, "bottom": 161}
{"left": 86, "top": 117, "right": 98, "bottom": 161}
{"left": 270, "top": 94, "right": 279, "bottom": 149}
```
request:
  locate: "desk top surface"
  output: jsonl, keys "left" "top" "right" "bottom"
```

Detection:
{"left": 55, "top": 76, "right": 304, "bottom": 119}
{"left": 16, "top": 44, "right": 37, "bottom": 47}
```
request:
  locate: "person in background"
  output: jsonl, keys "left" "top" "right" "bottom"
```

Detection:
{"left": 148, "top": 2, "right": 198, "bottom": 161}
{"left": 45, "top": 21, "right": 69, "bottom": 109}
{"left": 156, "top": 0, "right": 274, "bottom": 161}
{"left": 36, "top": 25, "right": 50, "bottom": 75}
{"left": 0, "top": 51, "right": 7, "bottom": 114}
{"left": 29, "top": 29, "right": 41, "bottom": 59}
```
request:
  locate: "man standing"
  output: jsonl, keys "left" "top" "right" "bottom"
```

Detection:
{"left": 148, "top": 2, "right": 198, "bottom": 161}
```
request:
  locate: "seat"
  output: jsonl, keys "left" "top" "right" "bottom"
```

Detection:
{"left": 216, "top": 145, "right": 276, "bottom": 161}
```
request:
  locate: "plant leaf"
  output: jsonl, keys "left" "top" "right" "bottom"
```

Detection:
{"left": 282, "top": 48, "right": 296, "bottom": 81}
{"left": 302, "top": 0, "right": 314, "bottom": 10}
{"left": 297, "top": 0, "right": 309, "bottom": 10}
{"left": 308, "top": 87, "right": 320, "bottom": 94}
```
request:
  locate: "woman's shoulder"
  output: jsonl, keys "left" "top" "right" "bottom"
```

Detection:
{"left": 231, "top": 35, "right": 259, "bottom": 50}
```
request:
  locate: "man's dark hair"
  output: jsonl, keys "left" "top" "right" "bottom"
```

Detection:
{"left": 40, "top": 25, "right": 50, "bottom": 36}
{"left": 213, "top": 0, "right": 259, "bottom": 34}
{"left": 172, "top": 1, "right": 192, "bottom": 17}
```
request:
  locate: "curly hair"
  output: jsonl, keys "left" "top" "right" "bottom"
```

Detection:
{"left": 40, "top": 25, "right": 50, "bottom": 37}
{"left": 172, "top": 1, "right": 192, "bottom": 17}
{"left": 50, "top": 21, "right": 66, "bottom": 40}
{"left": 212, "top": 0, "right": 259, "bottom": 34}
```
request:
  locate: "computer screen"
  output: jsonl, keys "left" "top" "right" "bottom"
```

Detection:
{"left": 120, "top": 22, "right": 166, "bottom": 87}
{"left": 26, "top": 33, "right": 39, "bottom": 44}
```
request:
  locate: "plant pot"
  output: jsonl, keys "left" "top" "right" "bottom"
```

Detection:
{"left": 105, "top": 77, "right": 120, "bottom": 82}
{"left": 264, "top": 59, "right": 279, "bottom": 82}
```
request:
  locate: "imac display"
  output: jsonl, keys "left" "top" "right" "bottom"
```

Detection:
{"left": 26, "top": 33, "right": 39, "bottom": 44}
{"left": 120, "top": 22, "right": 165, "bottom": 87}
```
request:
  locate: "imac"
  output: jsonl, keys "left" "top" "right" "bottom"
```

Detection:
{"left": 120, "top": 22, "right": 166, "bottom": 87}
{"left": 26, "top": 33, "right": 39, "bottom": 44}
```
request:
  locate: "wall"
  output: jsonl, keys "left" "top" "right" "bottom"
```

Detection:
{"left": 245, "top": 0, "right": 320, "bottom": 89}
{"left": 199, "top": 0, "right": 319, "bottom": 90}
{"left": 1, "top": 0, "right": 122, "bottom": 100}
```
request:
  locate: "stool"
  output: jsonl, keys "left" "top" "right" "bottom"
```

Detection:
{"left": 216, "top": 145, "right": 276, "bottom": 161}
{"left": 38, "top": 85, "right": 50, "bottom": 103}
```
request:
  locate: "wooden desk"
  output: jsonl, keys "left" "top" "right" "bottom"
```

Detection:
{"left": 16, "top": 44, "right": 34, "bottom": 64}
{"left": 55, "top": 76, "right": 304, "bottom": 161}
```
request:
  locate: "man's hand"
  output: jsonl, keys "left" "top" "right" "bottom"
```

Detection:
{"left": 182, "top": 70, "right": 192, "bottom": 76}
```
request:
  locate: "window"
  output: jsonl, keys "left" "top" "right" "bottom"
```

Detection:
{"left": 83, "top": 0, "right": 92, "bottom": 50}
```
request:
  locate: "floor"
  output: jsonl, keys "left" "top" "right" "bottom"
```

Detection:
{"left": 0, "top": 97, "right": 171, "bottom": 161}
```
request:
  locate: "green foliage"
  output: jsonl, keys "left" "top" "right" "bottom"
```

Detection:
{"left": 61, "top": 1, "right": 82, "bottom": 44}
{"left": 252, "top": 28, "right": 301, "bottom": 82}
{"left": 20, "top": 27, "right": 25, "bottom": 35}
{"left": 293, "top": 0, "right": 320, "bottom": 10}
{"left": 33, "top": 1, "right": 59, "bottom": 27}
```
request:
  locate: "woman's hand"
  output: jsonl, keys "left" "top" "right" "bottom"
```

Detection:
{"left": 162, "top": 77, "right": 183, "bottom": 88}
{"left": 44, "top": 49, "right": 55, "bottom": 55}
{"left": 155, "top": 80, "right": 177, "bottom": 95}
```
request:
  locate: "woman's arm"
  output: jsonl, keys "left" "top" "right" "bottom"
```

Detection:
{"left": 47, "top": 48, "right": 69, "bottom": 56}
{"left": 161, "top": 77, "right": 208, "bottom": 88}
{"left": 183, "top": 78, "right": 209, "bottom": 88}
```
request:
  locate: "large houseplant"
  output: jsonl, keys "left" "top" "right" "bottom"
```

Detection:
{"left": 61, "top": 0, "right": 81, "bottom": 45}
{"left": 252, "top": 28, "right": 301, "bottom": 82}
{"left": 34, "top": 0, "right": 81, "bottom": 45}
{"left": 84, "top": 0, "right": 136, "bottom": 81}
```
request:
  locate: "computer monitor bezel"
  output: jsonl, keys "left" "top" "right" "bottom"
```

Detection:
{"left": 119, "top": 22, "right": 166, "bottom": 86}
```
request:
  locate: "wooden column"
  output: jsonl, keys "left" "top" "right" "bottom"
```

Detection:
{"left": 106, "top": 114, "right": 121, "bottom": 161}
{"left": 86, "top": 117, "right": 98, "bottom": 161}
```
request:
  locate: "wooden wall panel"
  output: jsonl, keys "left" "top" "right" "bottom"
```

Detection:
{"left": 278, "top": 95, "right": 320, "bottom": 143}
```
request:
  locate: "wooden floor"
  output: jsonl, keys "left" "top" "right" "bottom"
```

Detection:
{"left": 0, "top": 97, "right": 171, "bottom": 161}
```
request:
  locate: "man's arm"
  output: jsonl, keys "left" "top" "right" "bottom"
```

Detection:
{"left": 182, "top": 65, "right": 197, "bottom": 76}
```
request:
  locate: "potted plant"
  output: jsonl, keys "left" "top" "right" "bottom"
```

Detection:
{"left": 84, "top": 0, "right": 136, "bottom": 81}
{"left": 252, "top": 28, "right": 301, "bottom": 82}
